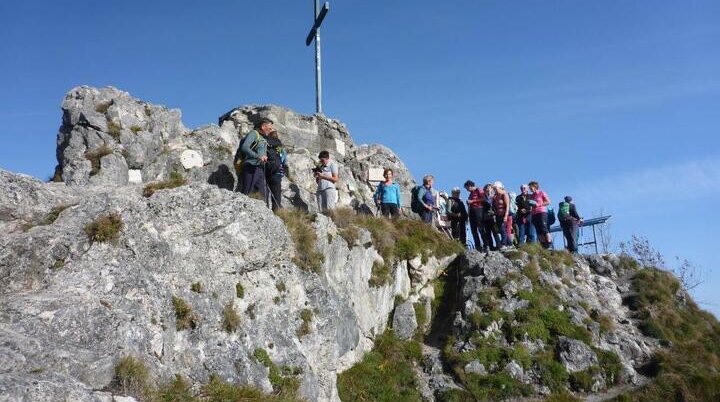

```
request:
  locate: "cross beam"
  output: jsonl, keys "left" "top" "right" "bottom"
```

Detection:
{"left": 305, "top": 1, "right": 330, "bottom": 114}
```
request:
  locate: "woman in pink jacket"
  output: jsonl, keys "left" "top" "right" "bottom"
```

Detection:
{"left": 528, "top": 181, "right": 552, "bottom": 249}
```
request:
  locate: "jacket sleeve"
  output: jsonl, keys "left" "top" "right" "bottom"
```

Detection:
{"left": 241, "top": 131, "right": 260, "bottom": 159}
{"left": 570, "top": 204, "right": 581, "bottom": 220}
{"left": 395, "top": 184, "right": 401, "bottom": 206}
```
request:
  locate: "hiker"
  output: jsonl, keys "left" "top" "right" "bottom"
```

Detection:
{"left": 236, "top": 117, "right": 272, "bottom": 198}
{"left": 559, "top": 196, "right": 582, "bottom": 253}
{"left": 446, "top": 187, "right": 468, "bottom": 245}
{"left": 481, "top": 183, "right": 501, "bottom": 251}
{"left": 492, "top": 181, "right": 512, "bottom": 249}
{"left": 464, "top": 180, "right": 484, "bottom": 250}
{"left": 508, "top": 190, "right": 518, "bottom": 245}
{"left": 436, "top": 191, "right": 452, "bottom": 233}
{"left": 265, "top": 130, "right": 287, "bottom": 210}
{"left": 515, "top": 184, "right": 536, "bottom": 244}
{"left": 314, "top": 150, "right": 339, "bottom": 212}
{"left": 417, "top": 175, "right": 438, "bottom": 224}
{"left": 528, "top": 181, "right": 552, "bottom": 249}
{"left": 373, "top": 168, "right": 401, "bottom": 218}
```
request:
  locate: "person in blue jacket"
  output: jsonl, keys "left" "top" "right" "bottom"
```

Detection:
{"left": 373, "top": 168, "right": 402, "bottom": 218}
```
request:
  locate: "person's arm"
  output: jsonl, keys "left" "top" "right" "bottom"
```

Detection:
{"left": 503, "top": 193, "right": 510, "bottom": 219}
{"left": 373, "top": 183, "right": 383, "bottom": 204}
{"left": 542, "top": 191, "right": 551, "bottom": 207}
{"left": 394, "top": 184, "right": 401, "bottom": 206}
{"left": 320, "top": 162, "right": 339, "bottom": 183}
{"left": 570, "top": 204, "right": 581, "bottom": 221}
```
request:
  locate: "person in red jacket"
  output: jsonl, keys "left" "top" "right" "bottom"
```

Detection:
{"left": 528, "top": 181, "right": 552, "bottom": 249}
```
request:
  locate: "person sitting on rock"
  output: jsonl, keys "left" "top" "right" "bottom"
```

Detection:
{"left": 373, "top": 168, "right": 401, "bottom": 218}
{"left": 314, "top": 150, "right": 339, "bottom": 211}
{"left": 235, "top": 117, "right": 272, "bottom": 198}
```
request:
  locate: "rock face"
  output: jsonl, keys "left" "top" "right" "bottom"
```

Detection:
{"left": 54, "top": 87, "right": 417, "bottom": 213}
{"left": 0, "top": 170, "right": 449, "bottom": 402}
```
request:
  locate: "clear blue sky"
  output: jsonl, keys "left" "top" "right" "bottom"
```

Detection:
{"left": 1, "top": 1, "right": 718, "bottom": 315}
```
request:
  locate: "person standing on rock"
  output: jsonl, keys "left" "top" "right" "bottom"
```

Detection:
{"left": 373, "top": 168, "right": 401, "bottom": 218}
{"left": 528, "top": 181, "right": 552, "bottom": 249}
{"left": 446, "top": 187, "right": 468, "bottom": 245}
{"left": 515, "top": 184, "right": 536, "bottom": 245}
{"left": 464, "top": 180, "right": 485, "bottom": 250}
{"left": 417, "top": 175, "right": 438, "bottom": 224}
{"left": 559, "top": 196, "right": 582, "bottom": 253}
{"left": 315, "top": 150, "right": 339, "bottom": 211}
{"left": 236, "top": 117, "right": 272, "bottom": 198}
{"left": 264, "top": 130, "right": 287, "bottom": 211}
{"left": 492, "top": 181, "right": 512, "bottom": 249}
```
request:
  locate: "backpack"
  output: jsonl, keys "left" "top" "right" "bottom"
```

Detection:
{"left": 410, "top": 185, "right": 424, "bottom": 214}
{"left": 558, "top": 201, "right": 571, "bottom": 221}
{"left": 508, "top": 192, "right": 518, "bottom": 215}
{"left": 547, "top": 206, "right": 556, "bottom": 226}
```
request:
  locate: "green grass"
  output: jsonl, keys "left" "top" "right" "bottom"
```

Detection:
{"left": 276, "top": 209, "right": 325, "bottom": 273}
{"left": 172, "top": 296, "right": 197, "bottom": 331}
{"left": 235, "top": 282, "right": 244, "bottom": 298}
{"left": 153, "top": 374, "right": 193, "bottom": 402}
{"left": 296, "top": 309, "right": 313, "bottom": 337}
{"left": 85, "top": 145, "right": 113, "bottom": 176}
{"left": 222, "top": 301, "right": 240, "bottom": 333}
{"left": 369, "top": 261, "right": 392, "bottom": 287}
{"left": 112, "top": 356, "right": 150, "bottom": 400}
{"left": 143, "top": 171, "right": 188, "bottom": 197}
{"left": 337, "top": 331, "right": 423, "bottom": 402}
{"left": 252, "top": 349, "right": 302, "bottom": 399}
{"left": 44, "top": 204, "right": 75, "bottom": 225}
{"left": 190, "top": 282, "right": 202, "bottom": 293}
{"left": 617, "top": 267, "right": 720, "bottom": 401}
{"left": 326, "top": 207, "right": 464, "bottom": 267}
{"left": 130, "top": 125, "right": 143, "bottom": 134}
{"left": 84, "top": 213, "right": 123, "bottom": 243}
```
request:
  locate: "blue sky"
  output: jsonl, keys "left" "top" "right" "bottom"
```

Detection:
{"left": 1, "top": 1, "right": 718, "bottom": 315}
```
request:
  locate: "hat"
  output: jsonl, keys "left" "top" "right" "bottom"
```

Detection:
{"left": 564, "top": 196, "right": 573, "bottom": 202}
{"left": 493, "top": 181, "right": 504, "bottom": 189}
{"left": 451, "top": 187, "right": 461, "bottom": 194}
{"left": 521, "top": 184, "right": 529, "bottom": 189}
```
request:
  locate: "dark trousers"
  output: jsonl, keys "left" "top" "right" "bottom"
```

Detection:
{"left": 481, "top": 219, "right": 500, "bottom": 251}
{"left": 240, "top": 164, "right": 267, "bottom": 198}
{"left": 468, "top": 207, "right": 483, "bottom": 250}
{"left": 561, "top": 219, "right": 579, "bottom": 252}
{"left": 420, "top": 209, "right": 434, "bottom": 224}
{"left": 450, "top": 219, "right": 467, "bottom": 245}
{"left": 380, "top": 203, "right": 400, "bottom": 219}
{"left": 266, "top": 173, "right": 282, "bottom": 210}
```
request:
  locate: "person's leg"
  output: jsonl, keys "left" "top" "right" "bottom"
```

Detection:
{"left": 469, "top": 209, "right": 482, "bottom": 250}
{"left": 568, "top": 221, "right": 578, "bottom": 252}
{"left": 459, "top": 222, "right": 467, "bottom": 245}
{"left": 517, "top": 218, "right": 527, "bottom": 244}
{"left": 421, "top": 210, "right": 433, "bottom": 223}
{"left": 532, "top": 214, "right": 546, "bottom": 247}
{"left": 240, "top": 164, "right": 255, "bottom": 195}
{"left": 506, "top": 215, "right": 514, "bottom": 246}
{"left": 480, "top": 220, "right": 493, "bottom": 251}
{"left": 380, "top": 203, "right": 390, "bottom": 217}
{"left": 327, "top": 188, "right": 337, "bottom": 210}
{"left": 390, "top": 204, "right": 400, "bottom": 219}
{"left": 316, "top": 190, "right": 326, "bottom": 212}
{"left": 528, "top": 220, "right": 537, "bottom": 243}
{"left": 267, "top": 174, "right": 282, "bottom": 210}
{"left": 561, "top": 221, "right": 572, "bottom": 251}
{"left": 496, "top": 215, "right": 508, "bottom": 247}
{"left": 250, "top": 165, "right": 267, "bottom": 198}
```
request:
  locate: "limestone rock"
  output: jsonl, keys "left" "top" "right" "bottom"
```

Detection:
{"left": 557, "top": 336, "right": 599, "bottom": 373}
{"left": 392, "top": 301, "right": 418, "bottom": 341}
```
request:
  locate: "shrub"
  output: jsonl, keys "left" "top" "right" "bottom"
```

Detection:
{"left": 112, "top": 356, "right": 150, "bottom": 399}
{"left": 154, "top": 374, "right": 193, "bottom": 402}
{"left": 252, "top": 349, "right": 302, "bottom": 398}
{"left": 130, "top": 125, "right": 142, "bottom": 134}
{"left": 276, "top": 281, "right": 286, "bottom": 293}
{"left": 275, "top": 209, "right": 324, "bottom": 273}
{"left": 190, "top": 282, "right": 202, "bottom": 293}
{"left": 297, "top": 309, "right": 313, "bottom": 337}
{"left": 144, "top": 105, "right": 153, "bottom": 117}
{"left": 246, "top": 303, "right": 256, "bottom": 320}
{"left": 85, "top": 146, "right": 113, "bottom": 176}
{"left": 369, "top": 261, "right": 392, "bottom": 287}
{"left": 107, "top": 121, "right": 122, "bottom": 141}
{"left": 172, "top": 296, "right": 197, "bottom": 330}
{"left": 143, "top": 171, "right": 187, "bottom": 197}
{"left": 235, "top": 282, "right": 244, "bottom": 298}
{"left": 222, "top": 301, "right": 240, "bottom": 333}
{"left": 84, "top": 213, "right": 123, "bottom": 243}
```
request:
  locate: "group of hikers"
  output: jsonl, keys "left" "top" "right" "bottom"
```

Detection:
{"left": 234, "top": 118, "right": 584, "bottom": 254}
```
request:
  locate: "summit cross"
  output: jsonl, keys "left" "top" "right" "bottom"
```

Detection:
{"left": 305, "top": 0, "right": 330, "bottom": 114}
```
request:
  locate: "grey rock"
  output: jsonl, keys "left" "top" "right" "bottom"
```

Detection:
{"left": 504, "top": 360, "right": 525, "bottom": 382}
{"left": 557, "top": 336, "right": 598, "bottom": 373}
{"left": 464, "top": 360, "right": 487, "bottom": 375}
{"left": 392, "top": 301, "right": 418, "bottom": 341}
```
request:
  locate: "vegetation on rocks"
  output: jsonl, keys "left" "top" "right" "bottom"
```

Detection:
{"left": 143, "top": 171, "right": 187, "bottom": 197}
{"left": 369, "top": 260, "right": 392, "bottom": 287}
{"left": 252, "top": 348, "right": 303, "bottom": 399}
{"left": 111, "top": 356, "right": 151, "bottom": 400}
{"left": 172, "top": 296, "right": 197, "bottom": 331}
{"left": 337, "top": 330, "right": 423, "bottom": 401}
{"left": 221, "top": 301, "right": 240, "bottom": 333}
{"left": 235, "top": 282, "right": 244, "bottom": 298}
{"left": 297, "top": 308, "right": 313, "bottom": 337}
{"left": 275, "top": 209, "right": 324, "bottom": 273}
{"left": 84, "top": 145, "right": 113, "bottom": 176}
{"left": 84, "top": 212, "right": 123, "bottom": 243}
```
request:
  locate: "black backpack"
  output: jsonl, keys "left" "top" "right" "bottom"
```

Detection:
{"left": 410, "top": 186, "right": 424, "bottom": 214}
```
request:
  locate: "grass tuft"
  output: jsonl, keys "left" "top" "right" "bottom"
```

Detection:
{"left": 172, "top": 296, "right": 198, "bottom": 331}
{"left": 297, "top": 308, "right": 313, "bottom": 337}
{"left": 84, "top": 213, "right": 123, "bottom": 243}
{"left": 112, "top": 356, "right": 150, "bottom": 399}
{"left": 235, "top": 282, "right": 244, "bottom": 298}
{"left": 369, "top": 261, "right": 392, "bottom": 287}
{"left": 143, "top": 171, "right": 187, "bottom": 197}
{"left": 85, "top": 146, "right": 113, "bottom": 176}
{"left": 275, "top": 209, "right": 325, "bottom": 273}
{"left": 190, "top": 282, "right": 203, "bottom": 293}
{"left": 222, "top": 301, "right": 240, "bottom": 333}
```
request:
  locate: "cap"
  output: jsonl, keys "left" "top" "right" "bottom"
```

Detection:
{"left": 564, "top": 196, "right": 573, "bottom": 202}
{"left": 493, "top": 181, "right": 504, "bottom": 189}
{"left": 451, "top": 187, "right": 461, "bottom": 194}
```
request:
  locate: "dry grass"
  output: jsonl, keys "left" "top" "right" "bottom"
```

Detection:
{"left": 275, "top": 209, "right": 324, "bottom": 273}
{"left": 143, "top": 171, "right": 187, "bottom": 197}
{"left": 85, "top": 146, "right": 113, "bottom": 176}
{"left": 84, "top": 213, "right": 123, "bottom": 243}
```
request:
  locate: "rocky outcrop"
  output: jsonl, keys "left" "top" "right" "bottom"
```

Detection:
{"left": 0, "top": 170, "right": 449, "bottom": 401}
{"left": 54, "top": 87, "right": 417, "bottom": 213}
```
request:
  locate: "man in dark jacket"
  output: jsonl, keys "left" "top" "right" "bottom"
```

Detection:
{"left": 559, "top": 196, "right": 582, "bottom": 253}
{"left": 446, "top": 187, "right": 468, "bottom": 245}
{"left": 264, "top": 130, "right": 286, "bottom": 210}
{"left": 515, "top": 184, "right": 536, "bottom": 244}
{"left": 235, "top": 117, "right": 273, "bottom": 197}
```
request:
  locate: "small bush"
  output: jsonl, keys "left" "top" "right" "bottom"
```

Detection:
{"left": 143, "top": 171, "right": 187, "bottom": 197}
{"left": 276, "top": 209, "right": 324, "bottom": 273}
{"left": 107, "top": 121, "right": 122, "bottom": 141}
{"left": 85, "top": 146, "right": 113, "bottom": 176}
{"left": 297, "top": 308, "right": 313, "bottom": 337}
{"left": 276, "top": 281, "right": 286, "bottom": 293}
{"left": 252, "top": 349, "right": 302, "bottom": 398}
{"left": 112, "top": 356, "right": 150, "bottom": 399}
{"left": 222, "top": 301, "right": 240, "bottom": 333}
{"left": 154, "top": 374, "right": 193, "bottom": 402}
{"left": 144, "top": 105, "right": 153, "bottom": 116}
{"left": 130, "top": 125, "right": 142, "bottom": 134}
{"left": 172, "top": 296, "right": 197, "bottom": 330}
{"left": 52, "top": 259, "right": 65, "bottom": 270}
{"left": 369, "top": 261, "right": 392, "bottom": 287}
{"left": 44, "top": 204, "right": 74, "bottom": 225}
{"left": 84, "top": 213, "right": 123, "bottom": 243}
{"left": 235, "top": 282, "right": 244, "bottom": 298}
{"left": 246, "top": 303, "right": 256, "bottom": 320}
{"left": 190, "top": 282, "right": 202, "bottom": 293}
